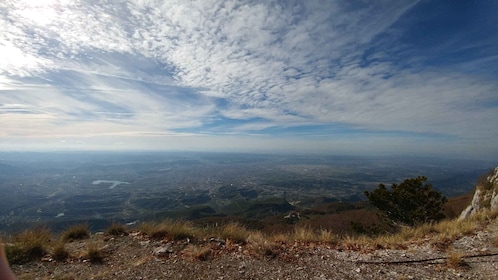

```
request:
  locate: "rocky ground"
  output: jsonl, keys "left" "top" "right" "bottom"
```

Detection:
{"left": 10, "top": 219, "right": 498, "bottom": 280}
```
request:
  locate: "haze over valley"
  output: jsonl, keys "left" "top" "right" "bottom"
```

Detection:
{"left": 0, "top": 152, "right": 494, "bottom": 233}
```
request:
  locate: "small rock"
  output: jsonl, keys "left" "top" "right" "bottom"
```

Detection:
{"left": 41, "top": 256, "right": 53, "bottom": 262}
{"left": 210, "top": 237, "right": 226, "bottom": 245}
{"left": 153, "top": 244, "right": 174, "bottom": 258}
{"left": 355, "top": 268, "right": 361, "bottom": 273}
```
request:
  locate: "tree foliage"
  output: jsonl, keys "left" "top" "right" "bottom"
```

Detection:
{"left": 364, "top": 176, "right": 447, "bottom": 226}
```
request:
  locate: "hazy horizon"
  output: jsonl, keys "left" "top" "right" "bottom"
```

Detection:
{"left": 1, "top": 1, "right": 497, "bottom": 160}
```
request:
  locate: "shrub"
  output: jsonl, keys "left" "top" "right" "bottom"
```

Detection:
{"left": 85, "top": 243, "right": 104, "bottom": 264}
{"left": 61, "top": 224, "right": 90, "bottom": 242}
{"left": 365, "top": 176, "right": 447, "bottom": 226}
{"left": 5, "top": 228, "right": 51, "bottom": 264}
{"left": 105, "top": 223, "right": 128, "bottom": 236}
{"left": 51, "top": 242, "right": 69, "bottom": 261}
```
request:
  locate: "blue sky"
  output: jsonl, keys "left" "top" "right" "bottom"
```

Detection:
{"left": 0, "top": 0, "right": 497, "bottom": 159}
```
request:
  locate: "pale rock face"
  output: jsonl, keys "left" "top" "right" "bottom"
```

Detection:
{"left": 459, "top": 189, "right": 482, "bottom": 220}
{"left": 488, "top": 167, "right": 498, "bottom": 211}
{"left": 491, "top": 190, "right": 498, "bottom": 210}
{"left": 459, "top": 167, "right": 498, "bottom": 220}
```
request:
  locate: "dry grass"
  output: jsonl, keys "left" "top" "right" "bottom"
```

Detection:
{"left": 446, "top": 250, "right": 469, "bottom": 270}
{"left": 247, "top": 232, "right": 280, "bottom": 258}
{"left": 61, "top": 224, "right": 90, "bottom": 242}
{"left": 5, "top": 227, "right": 51, "bottom": 264}
{"left": 283, "top": 226, "right": 338, "bottom": 244}
{"left": 339, "top": 218, "right": 473, "bottom": 251}
{"left": 373, "top": 234, "right": 406, "bottom": 250}
{"left": 291, "top": 226, "right": 317, "bottom": 242}
{"left": 85, "top": 243, "right": 105, "bottom": 264}
{"left": 433, "top": 219, "right": 477, "bottom": 244}
{"left": 272, "top": 227, "right": 338, "bottom": 245}
{"left": 136, "top": 221, "right": 169, "bottom": 240}
{"left": 105, "top": 223, "right": 128, "bottom": 236}
{"left": 183, "top": 245, "right": 212, "bottom": 261}
{"left": 51, "top": 241, "right": 70, "bottom": 261}
{"left": 358, "top": 216, "right": 481, "bottom": 250}
{"left": 3, "top": 203, "right": 494, "bottom": 267}
{"left": 471, "top": 208, "right": 498, "bottom": 222}
{"left": 318, "top": 229, "right": 339, "bottom": 245}
{"left": 218, "top": 223, "right": 251, "bottom": 244}
{"left": 493, "top": 236, "right": 498, "bottom": 248}
{"left": 341, "top": 235, "right": 374, "bottom": 251}
{"left": 136, "top": 220, "right": 199, "bottom": 241}
{"left": 165, "top": 220, "right": 198, "bottom": 240}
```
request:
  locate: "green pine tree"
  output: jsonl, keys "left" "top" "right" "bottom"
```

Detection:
{"left": 365, "top": 176, "right": 447, "bottom": 226}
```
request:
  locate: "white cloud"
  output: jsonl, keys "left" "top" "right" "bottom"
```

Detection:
{"left": 0, "top": 0, "right": 497, "bottom": 158}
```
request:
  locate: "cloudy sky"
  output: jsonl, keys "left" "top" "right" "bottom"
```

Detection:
{"left": 0, "top": 0, "right": 497, "bottom": 159}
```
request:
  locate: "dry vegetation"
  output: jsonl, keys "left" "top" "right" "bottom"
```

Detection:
{"left": 0, "top": 207, "right": 496, "bottom": 280}
{"left": 61, "top": 224, "right": 90, "bottom": 242}
{"left": 446, "top": 250, "right": 469, "bottom": 270}
{"left": 3, "top": 208, "right": 497, "bottom": 267}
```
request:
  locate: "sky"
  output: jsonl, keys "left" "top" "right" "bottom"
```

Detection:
{"left": 0, "top": 0, "right": 497, "bottom": 159}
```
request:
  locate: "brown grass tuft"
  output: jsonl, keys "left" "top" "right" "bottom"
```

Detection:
{"left": 184, "top": 245, "right": 212, "bottom": 261}
{"left": 136, "top": 221, "right": 169, "bottom": 240}
{"left": 493, "top": 236, "right": 498, "bottom": 248}
{"left": 105, "top": 223, "right": 128, "bottom": 236}
{"left": 446, "top": 250, "right": 469, "bottom": 270}
{"left": 85, "top": 243, "right": 105, "bottom": 264}
{"left": 218, "top": 223, "right": 250, "bottom": 244}
{"left": 165, "top": 220, "right": 197, "bottom": 241}
{"left": 341, "top": 235, "right": 373, "bottom": 251}
{"left": 51, "top": 241, "right": 70, "bottom": 261}
{"left": 61, "top": 224, "right": 90, "bottom": 242}
{"left": 5, "top": 227, "right": 51, "bottom": 264}
{"left": 136, "top": 220, "right": 199, "bottom": 241}
{"left": 292, "top": 226, "right": 316, "bottom": 242}
{"left": 247, "top": 232, "right": 280, "bottom": 258}
{"left": 318, "top": 229, "right": 339, "bottom": 245}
